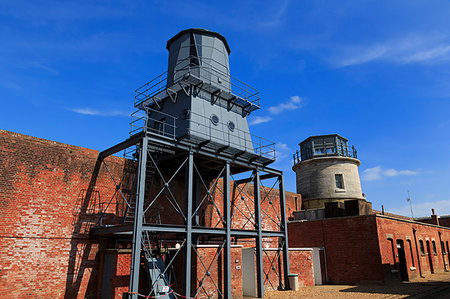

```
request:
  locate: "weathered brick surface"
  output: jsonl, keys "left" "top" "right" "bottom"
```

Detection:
{"left": 0, "top": 130, "right": 127, "bottom": 298}
{"left": 288, "top": 214, "right": 450, "bottom": 284}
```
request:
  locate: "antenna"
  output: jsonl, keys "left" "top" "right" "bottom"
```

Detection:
{"left": 406, "top": 190, "right": 414, "bottom": 219}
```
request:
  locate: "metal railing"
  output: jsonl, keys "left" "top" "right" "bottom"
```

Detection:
{"left": 134, "top": 56, "right": 260, "bottom": 110}
{"left": 293, "top": 145, "right": 358, "bottom": 164}
{"left": 126, "top": 107, "right": 276, "bottom": 161}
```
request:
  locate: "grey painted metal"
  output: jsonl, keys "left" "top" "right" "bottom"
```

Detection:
{"left": 184, "top": 151, "right": 194, "bottom": 297}
{"left": 99, "top": 131, "right": 144, "bottom": 159}
{"left": 235, "top": 173, "right": 278, "bottom": 185}
{"left": 253, "top": 169, "right": 264, "bottom": 298}
{"left": 224, "top": 161, "right": 231, "bottom": 298}
{"left": 279, "top": 174, "right": 291, "bottom": 290}
{"left": 92, "top": 223, "right": 286, "bottom": 237}
{"left": 144, "top": 132, "right": 277, "bottom": 170}
{"left": 129, "top": 137, "right": 148, "bottom": 298}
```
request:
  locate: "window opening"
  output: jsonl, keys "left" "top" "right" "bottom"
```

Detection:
{"left": 335, "top": 174, "right": 344, "bottom": 189}
{"left": 227, "top": 121, "right": 235, "bottom": 132}
{"left": 419, "top": 240, "right": 425, "bottom": 255}
{"left": 432, "top": 241, "right": 437, "bottom": 255}
{"left": 210, "top": 114, "right": 219, "bottom": 126}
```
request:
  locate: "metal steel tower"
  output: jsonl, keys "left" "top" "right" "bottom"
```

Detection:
{"left": 92, "top": 28, "right": 291, "bottom": 298}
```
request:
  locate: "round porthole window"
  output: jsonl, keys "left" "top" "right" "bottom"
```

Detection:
{"left": 227, "top": 121, "right": 235, "bottom": 131}
{"left": 210, "top": 114, "right": 219, "bottom": 126}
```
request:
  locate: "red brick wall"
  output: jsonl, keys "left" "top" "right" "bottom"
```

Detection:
{"left": 0, "top": 130, "right": 127, "bottom": 298}
{"left": 193, "top": 246, "right": 242, "bottom": 299}
{"left": 288, "top": 214, "right": 450, "bottom": 284}
{"left": 376, "top": 216, "right": 450, "bottom": 280}
{"left": 288, "top": 215, "right": 385, "bottom": 284}
{"left": 289, "top": 250, "right": 314, "bottom": 287}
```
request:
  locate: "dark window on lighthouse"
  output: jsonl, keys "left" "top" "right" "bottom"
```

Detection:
{"left": 335, "top": 174, "right": 344, "bottom": 189}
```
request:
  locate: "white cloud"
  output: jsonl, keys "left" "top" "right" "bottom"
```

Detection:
{"left": 338, "top": 46, "right": 387, "bottom": 67}
{"left": 248, "top": 116, "right": 273, "bottom": 126}
{"left": 388, "top": 199, "right": 450, "bottom": 218}
{"left": 69, "top": 108, "right": 130, "bottom": 117}
{"left": 275, "top": 142, "right": 291, "bottom": 162}
{"left": 361, "top": 166, "right": 419, "bottom": 181}
{"left": 258, "top": 0, "right": 289, "bottom": 28}
{"left": 268, "top": 96, "right": 303, "bottom": 115}
{"left": 331, "top": 35, "right": 450, "bottom": 67}
{"left": 402, "top": 45, "right": 450, "bottom": 63}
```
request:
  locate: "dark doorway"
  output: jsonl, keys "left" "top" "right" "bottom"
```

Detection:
{"left": 396, "top": 240, "right": 409, "bottom": 281}
{"left": 426, "top": 240, "right": 434, "bottom": 274}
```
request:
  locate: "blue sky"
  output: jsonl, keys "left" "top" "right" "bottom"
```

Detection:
{"left": 1, "top": 1, "right": 450, "bottom": 217}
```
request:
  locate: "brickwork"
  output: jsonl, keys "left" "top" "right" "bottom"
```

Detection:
{"left": 0, "top": 130, "right": 307, "bottom": 298}
{"left": 0, "top": 129, "right": 130, "bottom": 298}
{"left": 288, "top": 214, "right": 450, "bottom": 284}
{"left": 288, "top": 215, "right": 383, "bottom": 284}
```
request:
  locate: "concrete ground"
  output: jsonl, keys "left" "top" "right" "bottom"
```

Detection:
{"left": 259, "top": 272, "right": 450, "bottom": 298}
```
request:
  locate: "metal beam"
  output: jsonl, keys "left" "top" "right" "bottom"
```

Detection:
{"left": 99, "top": 131, "right": 144, "bottom": 159}
{"left": 184, "top": 151, "right": 194, "bottom": 297}
{"left": 223, "top": 161, "right": 231, "bottom": 298}
{"left": 254, "top": 169, "right": 264, "bottom": 298}
{"left": 144, "top": 133, "right": 282, "bottom": 174}
{"left": 92, "top": 224, "right": 285, "bottom": 238}
{"left": 129, "top": 136, "right": 148, "bottom": 298}
{"left": 279, "top": 174, "right": 291, "bottom": 290}
{"left": 234, "top": 173, "right": 279, "bottom": 185}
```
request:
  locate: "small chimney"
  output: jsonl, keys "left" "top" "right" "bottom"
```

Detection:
{"left": 431, "top": 208, "right": 440, "bottom": 226}
{"left": 381, "top": 205, "right": 385, "bottom": 215}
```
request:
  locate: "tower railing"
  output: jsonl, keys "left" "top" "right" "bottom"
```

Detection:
{"left": 134, "top": 56, "right": 260, "bottom": 111}
{"left": 293, "top": 145, "right": 358, "bottom": 164}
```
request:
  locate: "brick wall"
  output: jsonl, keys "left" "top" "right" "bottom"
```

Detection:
{"left": 288, "top": 215, "right": 385, "bottom": 284}
{"left": 376, "top": 216, "right": 450, "bottom": 280}
{"left": 0, "top": 129, "right": 128, "bottom": 298}
{"left": 288, "top": 214, "right": 450, "bottom": 284}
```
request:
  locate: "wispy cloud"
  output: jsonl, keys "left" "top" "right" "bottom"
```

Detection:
{"left": 259, "top": 0, "right": 290, "bottom": 28}
{"left": 248, "top": 116, "right": 273, "bottom": 126}
{"left": 388, "top": 199, "right": 450, "bottom": 218}
{"left": 268, "top": 96, "right": 303, "bottom": 115}
{"left": 362, "top": 166, "right": 419, "bottom": 181}
{"left": 276, "top": 142, "right": 291, "bottom": 161}
{"left": 402, "top": 45, "right": 450, "bottom": 63}
{"left": 331, "top": 35, "right": 450, "bottom": 67}
{"left": 249, "top": 95, "right": 303, "bottom": 126}
{"left": 69, "top": 108, "right": 130, "bottom": 117}
{"left": 338, "top": 46, "right": 388, "bottom": 67}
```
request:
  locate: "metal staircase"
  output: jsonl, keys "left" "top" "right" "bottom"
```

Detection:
{"left": 122, "top": 148, "right": 162, "bottom": 224}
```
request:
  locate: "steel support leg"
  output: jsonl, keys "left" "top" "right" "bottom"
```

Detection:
{"left": 223, "top": 162, "right": 231, "bottom": 298}
{"left": 129, "top": 137, "right": 148, "bottom": 298}
{"left": 254, "top": 169, "right": 264, "bottom": 298}
{"left": 184, "top": 151, "right": 194, "bottom": 297}
{"left": 279, "top": 174, "right": 291, "bottom": 290}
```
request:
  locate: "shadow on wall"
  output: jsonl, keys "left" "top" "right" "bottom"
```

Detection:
{"left": 63, "top": 159, "right": 102, "bottom": 298}
{"left": 63, "top": 157, "right": 136, "bottom": 298}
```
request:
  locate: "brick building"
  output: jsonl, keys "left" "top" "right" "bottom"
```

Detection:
{"left": 288, "top": 213, "right": 450, "bottom": 284}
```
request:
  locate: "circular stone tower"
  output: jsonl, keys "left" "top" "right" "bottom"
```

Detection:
{"left": 292, "top": 134, "right": 365, "bottom": 210}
